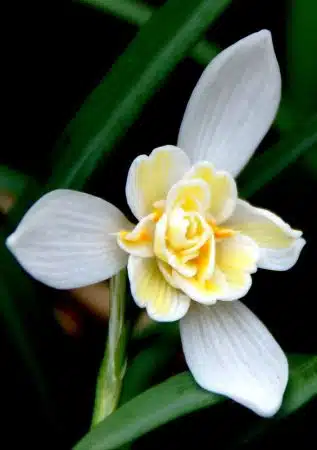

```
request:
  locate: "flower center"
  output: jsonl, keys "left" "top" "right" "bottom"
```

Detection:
{"left": 166, "top": 207, "right": 210, "bottom": 253}
{"left": 117, "top": 183, "right": 235, "bottom": 290}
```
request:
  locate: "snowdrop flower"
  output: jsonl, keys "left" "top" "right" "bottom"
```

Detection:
{"left": 6, "top": 31, "right": 305, "bottom": 417}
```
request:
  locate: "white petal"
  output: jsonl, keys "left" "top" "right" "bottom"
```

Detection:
{"left": 258, "top": 238, "right": 306, "bottom": 271}
{"left": 6, "top": 190, "right": 131, "bottom": 289}
{"left": 128, "top": 256, "right": 190, "bottom": 322}
{"left": 180, "top": 301, "right": 288, "bottom": 417}
{"left": 177, "top": 30, "right": 281, "bottom": 177}
{"left": 126, "top": 145, "right": 190, "bottom": 220}
{"left": 225, "top": 199, "right": 305, "bottom": 271}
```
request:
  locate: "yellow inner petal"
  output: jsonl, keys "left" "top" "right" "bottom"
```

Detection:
{"left": 184, "top": 162, "right": 236, "bottom": 222}
{"left": 166, "top": 179, "right": 210, "bottom": 215}
{"left": 207, "top": 216, "right": 236, "bottom": 239}
{"left": 117, "top": 214, "right": 155, "bottom": 256}
{"left": 172, "top": 266, "right": 228, "bottom": 305}
{"left": 133, "top": 258, "right": 175, "bottom": 315}
{"left": 191, "top": 237, "right": 215, "bottom": 282}
{"left": 119, "top": 229, "right": 152, "bottom": 244}
{"left": 135, "top": 149, "right": 176, "bottom": 215}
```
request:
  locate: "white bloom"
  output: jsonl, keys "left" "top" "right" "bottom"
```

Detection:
{"left": 6, "top": 31, "right": 305, "bottom": 417}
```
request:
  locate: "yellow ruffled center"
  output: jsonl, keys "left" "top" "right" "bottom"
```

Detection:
{"left": 117, "top": 179, "right": 235, "bottom": 288}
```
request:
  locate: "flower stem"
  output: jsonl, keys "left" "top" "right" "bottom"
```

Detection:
{"left": 91, "top": 269, "right": 128, "bottom": 427}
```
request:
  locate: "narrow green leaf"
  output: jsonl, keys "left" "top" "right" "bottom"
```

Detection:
{"left": 78, "top": 0, "right": 152, "bottom": 25}
{"left": 75, "top": 372, "right": 224, "bottom": 450}
{"left": 117, "top": 335, "right": 179, "bottom": 450}
{"left": 75, "top": 354, "right": 316, "bottom": 450}
{"left": 287, "top": 0, "right": 317, "bottom": 115}
{"left": 47, "top": 0, "right": 231, "bottom": 191}
{"left": 239, "top": 115, "right": 317, "bottom": 198}
{"left": 0, "top": 272, "right": 47, "bottom": 403}
{"left": 120, "top": 334, "right": 178, "bottom": 405}
{"left": 78, "top": 0, "right": 219, "bottom": 66}
{"left": 278, "top": 354, "right": 317, "bottom": 417}
{"left": 286, "top": 1, "right": 317, "bottom": 177}
{"left": 232, "top": 354, "right": 317, "bottom": 448}
{"left": 0, "top": 232, "right": 54, "bottom": 426}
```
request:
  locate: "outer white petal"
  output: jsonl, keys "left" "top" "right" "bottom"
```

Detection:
{"left": 180, "top": 301, "right": 288, "bottom": 417}
{"left": 128, "top": 256, "right": 190, "bottom": 322}
{"left": 177, "top": 30, "right": 281, "bottom": 177}
{"left": 258, "top": 238, "right": 306, "bottom": 271}
{"left": 225, "top": 199, "right": 305, "bottom": 271}
{"left": 6, "top": 190, "right": 131, "bottom": 289}
{"left": 126, "top": 145, "right": 190, "bottom": 220}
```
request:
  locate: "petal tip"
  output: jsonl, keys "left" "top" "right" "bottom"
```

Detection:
{"left": 252, "top": 397, "right": 282, "bottom": 418}
{"left": 256, "top": 29, "right": 272, "bottom": 40}
{"left": 248, "top": 29, "right": 273, "bottom": 49}
{"left": 252, "top": 351, "right": 288, "bottom": 418}
{"left": 180, "top": 301, "right": 289, "bottom": 417}
{"left": 6, "top": 232, "right": 17, "bottom": 251}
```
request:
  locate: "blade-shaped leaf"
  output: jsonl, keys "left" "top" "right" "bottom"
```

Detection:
{"left": 231, "top": 354, "right": 317, "bottom": 448}
{"left": 0, "top": 231, "right": 54, "bottom": 426}
{"left": 239, "top": 115, "right": 317, "bottom": 198}
{"left": 78, "top": 0, "right": 219, "bottom": 65}
{"left": 120, "top": 334, "right": 178, "bottom": 405}
{"left": 278, "top": 354, "right": 317, "bottom": 417}
{"left": 78, "top": 0, "right": 152, "bottom": 25}
{"left": 287, "top": 0, "right": 317, "bottom": 114}
{"left": 74, "top": 354, "right": 316, "bottom": 450}
{"left": 75, "top": 372, "right": 224, "bottom": 450}
{"left": 46, "top": 0, "right": 231, "bottom": 191}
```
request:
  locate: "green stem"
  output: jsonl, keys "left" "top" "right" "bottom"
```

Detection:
{"left": 91, "top": 269, "right": 128, "bottom": 427}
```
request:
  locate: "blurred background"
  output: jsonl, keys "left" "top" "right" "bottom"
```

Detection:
{"left": 1, "top": 0, "right": 316, "bottom": 448}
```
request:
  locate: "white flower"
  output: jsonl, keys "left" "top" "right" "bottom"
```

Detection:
{"left": 6, "top": 30, "right": 305, "bottom": 417}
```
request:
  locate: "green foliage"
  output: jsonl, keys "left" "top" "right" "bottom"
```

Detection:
{"left": 46, "top": 0, "right": 231, "bottom": 191}
{"left": 74, "top": 354, "right": 317, "bottom": 450}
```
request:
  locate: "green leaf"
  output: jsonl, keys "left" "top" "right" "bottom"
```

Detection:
{"left": 239, "top": 115, "right": 317, "bottom": 198}
{"left": 232, "top": 354, "right": 317, "bottom": 448}
{"left": 47, "top": 0, "right": 231, "bottom": 191}
{"left": 286, "top": 1, "right": 317, "bottom": 177}
{"left": 75, "top": 372, "right": 224, "bottom": 450}
{"left": 287, "top": 0, "right": 317, "bottom": 115}
{"left": 117, "top": 334, "right": 179, "bottom": 450}
{"left": 120, "top": 333, "right": 178, "bottom": 405}
{"left": 278, "top": 354, "right": 317, "bottom": 417}
{"left": 0, "top": 231, "right": 54, "bottom": 426}
{"left": 78, "top": 0, "right": 219, "bottom": 66}
{"left": 78, "top": 0, "right": 152, "bottom": 25}
{"left": 74, "top": 354, "right": 316, "bottom": 450}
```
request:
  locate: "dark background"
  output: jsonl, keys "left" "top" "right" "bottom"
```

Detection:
{"left": 2, "top": 0, "right": 316, "bottom": 448}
